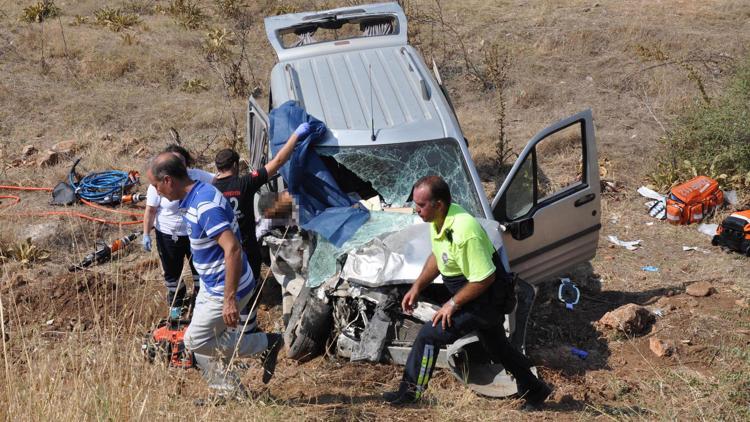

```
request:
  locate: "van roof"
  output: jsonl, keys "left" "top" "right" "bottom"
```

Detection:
{"left": 265, "top": 3, "right": 461, "bottom": 147}
{"left": 270, "top": 45, "right": 451, "bottom": 145}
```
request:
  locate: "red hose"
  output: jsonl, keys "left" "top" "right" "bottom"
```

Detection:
{"left": 0, "top": 184, "right": 143, "bottom": 226}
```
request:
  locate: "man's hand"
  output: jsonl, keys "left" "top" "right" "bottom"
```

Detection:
{"left": 402, "top": 286, "right": 419, "bottom": 314}
{"left": 431, "top": 300, "right": 458, "bottom": 330}
{"left": 223, "top": 299, "right": 239, "bottom": 327}
{"left": 142, "top": 234, "right": 152, "bottom": 251}
{"left": 293, "top": 122, "right": 311, "bottom": 138}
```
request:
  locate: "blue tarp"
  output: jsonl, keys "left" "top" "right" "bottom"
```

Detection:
{"left": 269, "top": 101, "right": 370, "bottom": 247}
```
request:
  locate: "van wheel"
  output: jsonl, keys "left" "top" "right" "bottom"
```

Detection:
{"left": 711, "top": 236, "right": 719, "bottom": 247}
{"left": 284, "top": 285, "right": 332, "bottom": 362}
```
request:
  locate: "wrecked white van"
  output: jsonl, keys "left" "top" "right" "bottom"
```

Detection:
{"left": 247, "top": 3, "right": 600, "bottom": 397}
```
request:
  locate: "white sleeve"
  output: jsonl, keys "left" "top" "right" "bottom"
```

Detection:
{"left": 188, "top": 168, "right": 216, "bottom": 185}
{"left": 146, "top": 184, "right": 161, "bottom": 207}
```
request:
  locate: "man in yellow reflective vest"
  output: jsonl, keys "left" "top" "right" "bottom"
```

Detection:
{"left": 384, "top": 175, "right": 551, "bottom": 409}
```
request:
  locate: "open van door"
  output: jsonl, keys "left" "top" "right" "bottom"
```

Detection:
{"left": 491, "top": 110, "right": 600, "bottom": 284}
{"left": 247, "top": 96, "right": 270, "bottom": 172}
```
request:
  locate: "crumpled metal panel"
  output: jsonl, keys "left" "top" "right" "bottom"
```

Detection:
{"left": 341, "top": 222, "right": 432, "bottom": 287}
{"left": 307, "top": 211, "right": 420, "bottom": 287}
{"left": 340, "top": 218, "right": 510, "bottom": 287}
{"left": 350, "top": 288, "right": 399, "bottom": 362}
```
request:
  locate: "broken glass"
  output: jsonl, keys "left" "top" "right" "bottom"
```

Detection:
{"left": 308, "top": 211, "right": 420, "bottom": 287}
{"left": 317, "top": 138, "right": 484, "bottom": 217}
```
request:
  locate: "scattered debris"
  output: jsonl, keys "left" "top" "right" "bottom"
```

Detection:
{"left": 652, "top": 308, "right": 664, "bottom": 317}
{"left": 607, "top": 235, "right": 642, "bottom": 251}
{"left": 649, "top": 337, "right": 676, "bottom": 357}
{"left": 558, "top": 278, "right": 580, "bottom": 310}
{"left": 597, "top": 304, "right": 654, "bottom": 335}
{"left": 571, "top": 347, "right": 589, "bottom": 360}
{"left": 724, "top": 190, "right": 738, "bottom": 206}
{"left": 37, "top": 150, "right": 61, "bottom": 167}
{"left": 638, "top": 186, "right": 666, "bottom": 220}
{"left": 22, "top": 145, "right": 37, "bottom": 157}
{"left": 697, "top": 223, "right": 718, "bottom": 237}
{"left": 686, "top": 281, "right": 714, "bottom": 297}
{"left": 641, "top": 266, "right": 659, "bottom": 272}
{"left": 682, "top": 245, "right": 711, "bottom": 254}
{"left": 736, "top": 298, "right": 749, "bottom": 309}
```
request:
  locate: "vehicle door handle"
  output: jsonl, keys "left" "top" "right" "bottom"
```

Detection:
{"left": 574, "top": 193, "right": 595, "bottom": 207}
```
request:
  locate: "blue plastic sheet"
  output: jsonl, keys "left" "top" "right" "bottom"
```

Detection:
{"left": 269, "top": 101, "right": 369, "bottom": 247}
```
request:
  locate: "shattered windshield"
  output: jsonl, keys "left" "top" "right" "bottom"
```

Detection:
{"left": 316, "top": 139, "right": 483, "bottom": 217}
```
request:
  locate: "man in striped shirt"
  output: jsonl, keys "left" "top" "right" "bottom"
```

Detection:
{"left": 148, "top": 152, "right": 283, "bottom": 397}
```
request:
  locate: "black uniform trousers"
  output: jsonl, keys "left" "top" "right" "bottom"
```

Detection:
{"left": 401, "top": 270, "right": 541, "bottom": 398}
{"left": 154, "top": 230, "right": 199, "bottom": 309}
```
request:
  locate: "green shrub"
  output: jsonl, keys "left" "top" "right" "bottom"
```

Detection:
{"left": 215, "top": 0, "right": 246, "bottom": 19}
{"left": 20, "top": 1, "right": 61, "bottom": 23}
{"left": 94, "top": 7, "right": 140, "bottom": 32}
{"left": 167, "top": 0, "right": 206, "bottom": 30}
{"left": 181, "top": 78, "right": 208, "bottom": 93}
{"left": 653, "top": 57, "right": 750, "bottom": 191}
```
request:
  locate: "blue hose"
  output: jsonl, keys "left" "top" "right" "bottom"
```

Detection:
{"left": 69, "top": 159, "right": 137, "bottom": 203}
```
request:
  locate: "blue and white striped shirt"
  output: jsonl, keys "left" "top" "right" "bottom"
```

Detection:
{"left": 178, "top": 181, "right": 255, "bottom": 298}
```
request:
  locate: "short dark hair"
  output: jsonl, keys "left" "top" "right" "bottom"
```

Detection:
{"left": 413, "top": 175, "right": 452, "bottom": 206}
{"left": 151, "top": 152, "right": 189, "bottom": 181}
{"left": 215, "top": 148, "right": 240, "bottom": 172}
{"left": 164, "top": 144, "right": 194, "bottom": 167}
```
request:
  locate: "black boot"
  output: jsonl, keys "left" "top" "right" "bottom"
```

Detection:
{"left": 383, "top": 383, "right": 418, "bottom": 405}
{"left": 519, "top": 381, "right": 552, "bottom": 411}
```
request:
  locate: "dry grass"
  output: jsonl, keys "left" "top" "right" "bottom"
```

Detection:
{"left": 1, "top": 0, "right": 750, "bottom": 419}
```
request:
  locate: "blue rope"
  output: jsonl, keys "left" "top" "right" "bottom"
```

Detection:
{"left": 70, "top": 170, "right": 136, "bottom": 203}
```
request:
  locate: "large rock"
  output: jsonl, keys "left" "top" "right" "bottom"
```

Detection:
{"left": 598, "top": 303, "right": 654, "bottom": 335}
{"left": 686, "top": 281, "right": 714, "bottom": 297}
{"left": 50, "top": 140, "right": 78, "bottom": 154}
{"left": 649, "top": 337, "right": 675, "bottom": 357}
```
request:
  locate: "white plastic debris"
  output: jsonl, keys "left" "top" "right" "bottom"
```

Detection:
{"left": 725, "top": 190, "right": 738, "bottom": 206}
{"left": 637, "top": 186, "right": 666, "bottom": 202}
{"left": 683, "top": 246, "right": 711, "bottom": 254}
{"left": 607, "top": 235, "right": 642, "bottom": 251}
{"left": 697, "top": 223, "right": 718, "bottom": 237}
{"left": 638, "top": 186, "right": 667, "bottom": 220}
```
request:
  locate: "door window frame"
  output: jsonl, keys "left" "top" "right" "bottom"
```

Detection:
{"left": 493, "top": 118, "right": 590, "bottom": 222}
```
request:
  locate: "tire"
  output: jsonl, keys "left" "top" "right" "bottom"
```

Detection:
{"left": 284, "top": 285, "right": 332, "bottom": 362}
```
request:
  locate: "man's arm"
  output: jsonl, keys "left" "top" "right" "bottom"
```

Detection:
{"left": 431, "top": 272, "right": 496, "bottom": 329}
{"left": 402, "top": 253, "right": 440, "bottom": 314}
{"left": 143, "top": 205, "right": 157, "bottom": 234}
{"left": 216, "top": 229, "right": 243, "bottom": 327}
{"left": 264, "top": 123, "right": 310, "bottom": 177}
